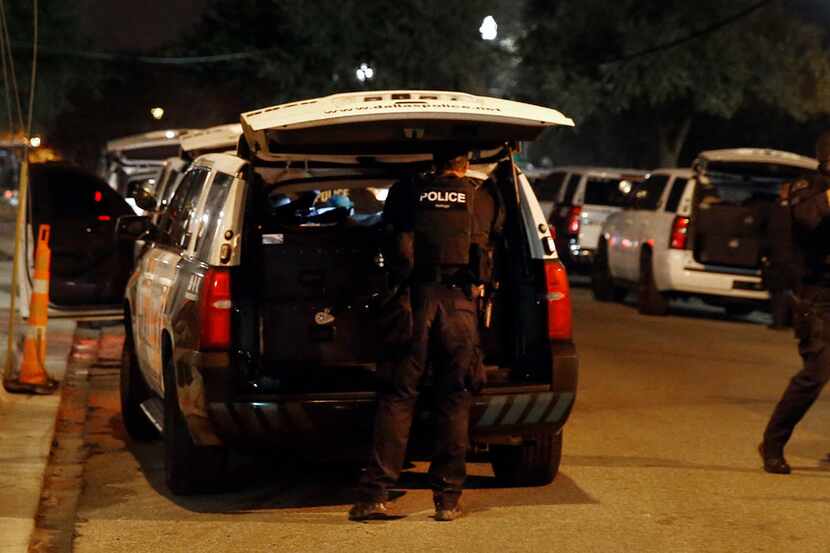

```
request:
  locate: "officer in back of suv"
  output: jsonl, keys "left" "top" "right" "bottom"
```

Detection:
{"left": 349, "top": 146, "right": 502, "bottom": 521}
{"left": 760, "top": 130, "right": 830, "bottom": 474}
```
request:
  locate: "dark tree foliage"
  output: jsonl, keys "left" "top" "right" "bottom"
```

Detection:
{"left": 177, "top": 0, "right": 515, "bottom": 114}
{"left": 518, "top": 0, "right": 830, "bottom": 167}
{"left": 1, "top": 1, "right": 99, "bottom": 137}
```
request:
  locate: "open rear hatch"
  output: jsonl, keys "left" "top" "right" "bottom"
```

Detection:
{"left": 690, "top": 149, "right": 818, "bottom": 270}
{"left": 237, "top": 91, "right": 575, "bottom": 394}
{"left": 240, "top": 90, "right": 573, "bottom": 158}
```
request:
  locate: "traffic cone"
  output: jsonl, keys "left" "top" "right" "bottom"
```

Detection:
{"left": 4, "top": 225, "right": 58, "bottom": 394}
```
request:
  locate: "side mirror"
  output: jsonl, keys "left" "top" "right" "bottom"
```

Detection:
{"left": 133, "top": 181, "right": 158, "bottom": 211}
{"left": 116, "top": 215, "right": 154, "bottom": 241}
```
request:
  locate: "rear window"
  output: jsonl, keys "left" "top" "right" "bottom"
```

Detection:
{"left": 633, "top": 175, "right": 669, "bottom": 210}
{"left": 537, "top": 172, "right": 566, "bottom": 201}
{"left": 702, "top": 161, "right": 808, "bottom": 180}
{"left": 584, "top": 177, "right": 629, "bottom": 207}
{"left": 267, "top": 184, "right": 389, "bottom": 227}
{"left": 196, "top": 173, "right": 235, "bottom": 259}
{"left": 158, "top": 167, "right": 210, "bottom": 249}
{"left": 697, "top": 165, "right": 809, "bottom": 206}
{"left": 561, "top": 174, "right": 581, "bottom": 205}
{"left": 664, "top": 178, "right": 688, "bottom": 212}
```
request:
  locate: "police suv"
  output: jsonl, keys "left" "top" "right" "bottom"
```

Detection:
{"left": 118, "top": 91, "right": 580, "bottom": 494}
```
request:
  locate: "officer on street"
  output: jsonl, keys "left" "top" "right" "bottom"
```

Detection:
{"left": 760, "top": 130, "right": 830, "bottom": 474}
{"left": 349, "top": 146, "right": 502, "bottom": 521}
{"left": 764, "top": 182, "right": 800, "bottom": 330}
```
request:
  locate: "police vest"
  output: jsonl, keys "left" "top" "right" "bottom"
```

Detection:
{"left": 414, "top": 176, "right": 476, "bottom": 268}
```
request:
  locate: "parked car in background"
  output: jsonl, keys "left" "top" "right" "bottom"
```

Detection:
{"left": 535, "top": 167, "right": 646, "bottom": 270}
{"left": 99, "top": 129, "right": 190, "bottom": 211}
{"left": 118, "top": 90, "right": 579, "bottom": 495}
{"left": 593, "top": 149, "right": 818, "bottom": 316}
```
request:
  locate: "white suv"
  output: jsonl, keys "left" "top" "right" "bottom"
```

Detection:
{"left": 117, "top": 90, "right": 580, "bottom": 494}
{"left": 535, "top": 167, "right": 646, "bottom": 270}
{"left": 592, "top": 149, "right": 818, "bottom": 316}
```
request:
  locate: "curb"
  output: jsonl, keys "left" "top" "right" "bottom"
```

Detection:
{"left": 28, "top": 322, "right": 123, "bottom": 553}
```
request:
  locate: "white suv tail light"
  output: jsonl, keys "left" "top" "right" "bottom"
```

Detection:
{"left": 199, "top": 268, "right": 232, "bottom": 350}
{"left": 544, "top": 260, "right": 572, "bottom": 341}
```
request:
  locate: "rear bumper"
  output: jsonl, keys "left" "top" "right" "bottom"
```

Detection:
{"left": 203, "top": 388, "right": 576, "bottom": 446}
{"left": 189, "top": 343, "right": 579, "bottom": 447}
{"left": 655, "top": 250, "right": 768, "bottom": 301}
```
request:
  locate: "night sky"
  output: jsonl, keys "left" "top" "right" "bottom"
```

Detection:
{"left": 79, "top": 0, "right": 207, "bottom": 51}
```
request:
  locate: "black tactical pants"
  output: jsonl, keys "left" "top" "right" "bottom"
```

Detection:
{"left": 361, "top": 284, "right": 480, "bottom": 507}
{"left": 768, "top": 288, "right": 793, "bottom": 328}
{"left": 764, "top": 289, "right": 830, "bottom": 451}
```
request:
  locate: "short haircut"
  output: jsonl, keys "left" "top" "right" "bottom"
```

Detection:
{"left": 434, "top": 147, "right": 469, "bottom": 172}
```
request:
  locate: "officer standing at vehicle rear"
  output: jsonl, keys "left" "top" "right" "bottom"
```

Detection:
{"left": 764, "top": 182, "right": 800, "bottom": 330}
{"left": 760, "top": 131, "right": 830, "bottom": 474}
{"left": 349, "top": 147, "right": 502, "bottom": 521}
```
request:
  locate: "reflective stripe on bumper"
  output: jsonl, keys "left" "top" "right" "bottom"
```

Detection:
{"left": 473, "top": 391, "right": 574, "bottom": 428}
{"left": 203, "top": 390, "right": 576, "bottom": 445}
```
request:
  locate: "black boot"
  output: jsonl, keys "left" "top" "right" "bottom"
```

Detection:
{"left": 758, "top": 442, "right": 791, "bottom": 475}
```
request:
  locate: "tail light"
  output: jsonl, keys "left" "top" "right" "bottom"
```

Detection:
{"left": 199, "top": 268, "right": 232, "bottom": 350}
{"left": 544, "top": 261, "right": 572, "bottom": 341}
{"left": 566, "top": 206, "right": 582, "bottom": 236}
{"left": 669, "top": 216, "right": 690, "bottom": 250}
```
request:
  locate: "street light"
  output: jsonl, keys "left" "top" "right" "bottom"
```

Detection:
{"left": 150, "top": 107, "right": 165, "bottom": 120}
{"left": 479, "top": 15, "right": 498, "bottom": 41}
{"left": 29, "top": 136, "right": 41, "bottom": 148}
{"left": 356, "top": 63, "right": 375, "bottom": 83}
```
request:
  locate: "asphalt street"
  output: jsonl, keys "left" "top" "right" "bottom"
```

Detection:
{"left": 63, "top": 286, "right": 829, "bottom": 553}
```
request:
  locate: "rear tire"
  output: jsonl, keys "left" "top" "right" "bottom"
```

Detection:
{"left": 163, "top": 355, "right": 226, "bottom": 495}
{"left": 120, "top": 316, "right": 158, "bottom": 441}
{"left": 490, "top": 431, "right": 563, "bottom": 486}
{"left": 638, "top": 249, "right": 669, "bottom": 316}
{"left": 591, "top": 239, "right": 627, "bottom": 302}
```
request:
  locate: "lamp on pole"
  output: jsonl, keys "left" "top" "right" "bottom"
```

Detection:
{"left": 356, "top": 63, "right": 375, "bottom": 87}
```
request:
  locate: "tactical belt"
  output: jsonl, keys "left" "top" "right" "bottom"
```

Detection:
{"left": 411, "top": 265, "right": 469, "bottom": 286}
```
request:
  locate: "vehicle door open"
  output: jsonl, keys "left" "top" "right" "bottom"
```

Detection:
{"left": 21, "top": 163, "right": 138, "bottom": 319}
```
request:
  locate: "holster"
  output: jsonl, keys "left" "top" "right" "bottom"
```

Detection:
{"left": 792, "top": 295, "right": 815, "bottom": 340}
{"left": 792, "top": 294, "right": 830, "bottom": 342}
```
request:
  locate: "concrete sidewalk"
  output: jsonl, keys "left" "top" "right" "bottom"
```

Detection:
{"left": 0, "top": 259, "right": 76, "bottom": 553}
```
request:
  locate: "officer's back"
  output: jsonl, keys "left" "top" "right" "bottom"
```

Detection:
{"left": 350, "top": 147, "right": 502, "bottom": 522}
